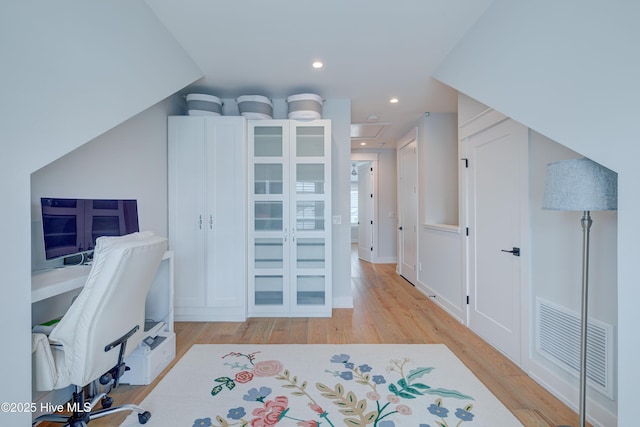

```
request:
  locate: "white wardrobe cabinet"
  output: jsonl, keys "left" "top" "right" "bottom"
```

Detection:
{"left": 248, "top": 120, "right": 332, "bottom": 317}
{"left": 168, "top": 116, "right": 246, "bottom": 321}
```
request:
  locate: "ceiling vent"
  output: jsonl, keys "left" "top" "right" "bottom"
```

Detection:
{"left": 350, "top": 123, "right": 390, "bottom": 140}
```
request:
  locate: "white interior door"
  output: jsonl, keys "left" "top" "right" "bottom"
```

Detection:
{"left": 398, "top": 140, "right": 418, "bottom": 284}
{"left": 357, "top": 162, "right": 374, "bottom": 262}
{"left": 467, "top": 119, "right": 527, "bottom": 364}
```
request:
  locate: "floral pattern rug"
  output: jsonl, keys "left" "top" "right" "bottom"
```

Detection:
{"left": 121, "top": 344, "right": 522, "bottom": 427}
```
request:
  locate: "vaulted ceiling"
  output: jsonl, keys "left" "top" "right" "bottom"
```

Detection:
{"left": 145, "top": 0, "right": 494, "bottom": 148}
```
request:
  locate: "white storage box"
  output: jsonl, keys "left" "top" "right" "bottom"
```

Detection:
{"left": 186, "top": 93, "right": 222, "bottom": 116}
{"left": 121, "top": 331, "right": 176, "bottom": 385}
{"left": 237, "top": 95, "right": 273, "bottom": 119}
{"left": 287, "top": 93, "right": 323, "bottom": 119}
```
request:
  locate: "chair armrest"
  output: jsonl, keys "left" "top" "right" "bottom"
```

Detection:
{"left": 32, "top": 333, "right": 56, "bottom": 391}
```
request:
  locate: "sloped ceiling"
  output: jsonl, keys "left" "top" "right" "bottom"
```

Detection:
{"left": 145, "top": 0, "right": 494, "bottom": 148}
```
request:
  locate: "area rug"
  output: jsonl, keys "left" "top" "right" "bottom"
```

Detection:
{"left": 121, "top": 344, "right": 522, "bottom": 426}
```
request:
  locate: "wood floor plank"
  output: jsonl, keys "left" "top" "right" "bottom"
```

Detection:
{"left": 38, "top": 251, "right": 580, "bottom": 426}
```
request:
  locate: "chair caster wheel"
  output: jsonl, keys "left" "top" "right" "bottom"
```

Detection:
{"left": 101, "top": 396, "right": 114, "bottom": 408}
{"left": 138, "top": 411, "right": 151, "bottom": 424}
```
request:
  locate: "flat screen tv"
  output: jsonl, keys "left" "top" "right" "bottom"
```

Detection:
{"left": 41, "top": 198, "right": 140, "bottom": 260}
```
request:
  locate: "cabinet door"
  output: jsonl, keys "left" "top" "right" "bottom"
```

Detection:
{"left": 248, "top": 121, "right": 291, "bottom": 315}
{"left": 168, "top": 117, "right": 207, "bottom": 307}
{"left": 289, "top": 121, "right": 332, "bottom": 314}
{"left": 205, "top": 117, "right": 246, "bottom": 310}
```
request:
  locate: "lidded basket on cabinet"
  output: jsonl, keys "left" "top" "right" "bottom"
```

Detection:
{"left": 186, "top": 93, "right": 223, "bottom": 116}
{"left": 287, "top": 93, "right": 323, "bottom": 120}
{"left": 236, "top": 95, "right": 273, "bottom": 119}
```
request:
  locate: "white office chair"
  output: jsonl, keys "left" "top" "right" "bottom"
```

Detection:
{"left": 32, "top": 231, "right": 168, "bottom": 426}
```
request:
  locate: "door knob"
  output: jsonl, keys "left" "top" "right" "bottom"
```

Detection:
{"left": 501, "top": 247, "right": 520, "bottom": 257}
{"left": 398, "top": 226, "right": 403, "bottom": 230}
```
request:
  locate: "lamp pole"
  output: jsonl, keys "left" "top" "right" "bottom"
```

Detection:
{"left": 578, "top": 210, "right": 592, "bottom": 427}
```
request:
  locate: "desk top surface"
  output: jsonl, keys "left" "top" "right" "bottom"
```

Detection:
{"left": 31, "top": 251, "right": 172, "bottom": 304}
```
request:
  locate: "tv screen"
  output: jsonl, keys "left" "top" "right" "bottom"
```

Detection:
{"left": 41, "top": 198, "right": 140, "bottom": 260}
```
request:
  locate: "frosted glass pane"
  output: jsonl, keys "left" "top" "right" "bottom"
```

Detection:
{"left": 255, "top": 202, "right": 283, "bottom": 231}
{"left": 296, "top": 238, "right": 325, "bottom": 268}
{"left": 296, "top": 275, "right": 325, "bottom": 305}
{"left": 255, "top": 238, "right": 283, "bottom": 268}
{"left": 296, "top": 201, "right": 324, "bottom": 230}
{"left": 296, "top": 126, "right": 324, "bottom": 157}
{"left": 254, "top": 127, "right": 283, "bottom": 157}
{"left": 255, "top": 275, "right": 283, "bottom": 305}
{"left": 296, "top": 164, "right": 324, "bottom": 194}
{"left": 255, "top": 164, "right": 283, "bottom": 194}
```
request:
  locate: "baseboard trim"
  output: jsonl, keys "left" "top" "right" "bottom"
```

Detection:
{"left": 413, "top": 280, "right": 465, "bottom": 324}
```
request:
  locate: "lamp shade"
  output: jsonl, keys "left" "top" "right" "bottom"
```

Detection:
{"left": 542, "top": 158, "right": 617, "bottom": 211}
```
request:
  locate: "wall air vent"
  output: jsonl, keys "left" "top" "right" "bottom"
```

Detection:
{"left": 535, "top": 298, "right": 614, "bottom": 399}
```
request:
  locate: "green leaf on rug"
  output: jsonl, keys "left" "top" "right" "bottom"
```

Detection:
{"left": 407, "top": 367, "right": 434, "bottom": 381}
{"left": 211, "top": 384, "right": 223, "bottom": 396}
{"left": 424, "top": 387, "right": 475, "bottom": 400}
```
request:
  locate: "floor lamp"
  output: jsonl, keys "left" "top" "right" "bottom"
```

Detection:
{"left": 542, "top": 158, "right": 617, "bottom": 427}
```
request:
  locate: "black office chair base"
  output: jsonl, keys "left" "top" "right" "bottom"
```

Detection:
{"left": 32, "top": 388, "right": 151, "bottom": 425}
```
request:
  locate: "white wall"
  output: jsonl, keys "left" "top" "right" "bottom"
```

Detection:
{"left": 414, "top": 113, "right": 464, "bottom": 322}
{"left": 31, "top": 97, "right": 182, "bottom": 270}
{"left": 0, "top": 2, "right": 201, "bottom": 422}
{"left": 434, "top": 1, "right": 636, "bottom": 424}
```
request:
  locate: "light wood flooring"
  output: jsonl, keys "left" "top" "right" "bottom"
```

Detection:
{"left": 41, "top": 249, "right": 581, "bottom": 426}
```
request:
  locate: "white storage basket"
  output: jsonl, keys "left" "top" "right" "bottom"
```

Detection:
{"left": 287, "top": 93, "right": 323, "bottom": 119}
{"left": 186, "top": 94, "right": 222, "bottom": 116}
{"left": 237, "top": 95, "right": 273, "bottom": 119}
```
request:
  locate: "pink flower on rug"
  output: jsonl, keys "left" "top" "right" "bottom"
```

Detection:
{"left": 366, "top": 391, "right": 381, "bottom": 401}
{"left": 396, "top": 404, "right": 412, "bottom": 415}
{"left": 235, "top": 370, "right": 254, "bottom": 383}
{"left": 296, "top": 421, "right": 318, "bottom": 427}
{"left": 386, "top": 395, "right": 400, "bottom": 403}
{"left": 308, "top": 403, "right": 324, "bottom": 414}
{"left": 253, "top": 360, "right": 283, "bottom": 377}
{"left": 251, "top": 395, "right": 288, "bottom": 426}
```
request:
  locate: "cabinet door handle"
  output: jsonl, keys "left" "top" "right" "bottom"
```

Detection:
{"left": 284, "top": 227, "right": 287, "bottom": 242}
{"left": 199, "top": 215, "right": 203, "bottom": 230}
{"left": 292, "top": 227, "right": 296, "bottom": 242}
{"left": 209, "top": 215, "right": 213, "bottom": 229}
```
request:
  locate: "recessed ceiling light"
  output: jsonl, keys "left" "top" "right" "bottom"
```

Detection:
{"left": 360, "top": 142, "right": 367, "bottom": 146}
{"left": 390, "top": 97, "right": 399, "bottom": 104}
{"left": 312, "top": 61, "right": 323, "bottom": 69}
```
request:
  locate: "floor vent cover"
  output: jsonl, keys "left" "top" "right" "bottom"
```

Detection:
{"left": 535, "top": 298, "right": 614, "bottom": 399}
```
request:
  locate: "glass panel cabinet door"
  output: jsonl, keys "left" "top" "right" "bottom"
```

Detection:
{"left": 248, "top": 122, "right": 290, "bottom": 313}
{"left": 289, "top": 121, "right": 331, "bottom": 314}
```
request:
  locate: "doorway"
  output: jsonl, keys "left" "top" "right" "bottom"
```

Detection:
{"left": 350, "top": 153, "right": 379, "bottom": 264}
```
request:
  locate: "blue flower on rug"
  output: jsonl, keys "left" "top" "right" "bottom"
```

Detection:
{"left": 427, "top": 400, "right": 450, "bottom": 417}
{"left": 330, "top": 353, "right": 350, "bottom": 363}
{"left": 243, "top": 386, "right": 272, "bottom": 402}
{"left": 339, "top": 371, "right": 353, "bottom": 380}
{"left": 198, "top": 349, "right": 479, "bottom": 427}
{"left": 227, "top": 406, "right": 246, "bottom": 419}
{"left": 455, "top": 405, "right": 475, "bottom": 422}
{"left": 192, "top": 417, "right": 212, "bottom": 427}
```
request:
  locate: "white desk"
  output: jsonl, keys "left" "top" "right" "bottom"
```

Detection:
{"left": 31, "top": 251, "right": 174, "bottom": 330}
{"left": 32, "top": 265, "right": 92, "bottom": 303}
